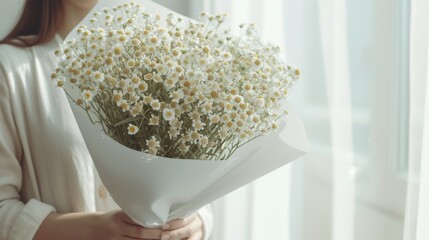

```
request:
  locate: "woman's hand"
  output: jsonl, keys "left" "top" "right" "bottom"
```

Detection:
{"left": 161, "top": 213, "right": 204, "bottom": 240}
{"left": 95, "top": 210, "right": 163, "bottom": 240}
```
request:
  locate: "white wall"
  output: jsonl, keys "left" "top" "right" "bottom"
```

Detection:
{"left": 0, "top": 0, "right": 25, "bottom": 39}
{"left": 151, "top": 0, "right": 191, "bottom": 17}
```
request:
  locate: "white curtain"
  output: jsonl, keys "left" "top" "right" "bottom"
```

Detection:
{"left": 199, "top": 0, "right": 356, "bottom": 239}
{"left": 318, "top": 0, "right": 355, "bottom": 239}
{"left": 193, "top": 0, "right": 410, "bottom": 239}
{"left": 404, "top": 0, "right": 429, "bottom": 239}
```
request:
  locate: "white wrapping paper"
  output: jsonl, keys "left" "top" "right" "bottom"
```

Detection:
{"left": 64, "top": 0, "right": 309, "bottom": 228}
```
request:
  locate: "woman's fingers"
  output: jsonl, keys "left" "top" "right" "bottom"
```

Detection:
{"left": 105, "top": 211, "right": 203, "bottom": 240}
{"left": 120, "top": 212, "right": 141, "bottom": 226}
{"left": 163, "top": 214, "right": 197, "bottom": 230}
{"left": 122, "top": 224, "right": 163, "bottom": 239}
{"left": 161, "top": 214, "right": 202, "bottom": 240}
{"left": 118, "top": 211, "right": 163, "bottom": 239}
{"left": 188, "top": 230, "right": 203, "bottom": 240}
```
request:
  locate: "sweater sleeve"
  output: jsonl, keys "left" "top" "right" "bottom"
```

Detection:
{"left": 197, "top": 204, "right": 214, "bottom": 240}
{"left": 0, "top": 66, "right": 56, "bottom": 240}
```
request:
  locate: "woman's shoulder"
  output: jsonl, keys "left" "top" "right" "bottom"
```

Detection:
{"left": 0, "top": 44, "right": 36, "bottom": 95}
{"left": 0, "top": 43, "right": 32, "bottom": 70}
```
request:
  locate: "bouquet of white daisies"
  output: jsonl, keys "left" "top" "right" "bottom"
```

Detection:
{"left": 52, "top": 2, "right": 300, "bottom": 160}
{"left": 53, "top": 0, "right": 307, "bottom": 227}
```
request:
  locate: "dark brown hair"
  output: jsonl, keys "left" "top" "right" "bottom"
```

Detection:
{"left": 0, "top": 0, "right": 63, "bottom": 47}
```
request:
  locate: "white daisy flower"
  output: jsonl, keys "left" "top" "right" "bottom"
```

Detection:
{"left": 144, "top": 73, "right": 154, "bottom": 81}
{"left": 147, "top": 35, "right": 160, "bottom": 46}
{"left": 82, "top": 90, "right": 94, "bottom": 102}
{"left": 117, "top": 34, "right": 129, "bottom": 43}
{"left": 126, "top": 59, "right": 136, "bottom": 68}
{"left": 190, "top": 111, "right": 200, "bottom": 121}
{"left": 128, "top": 94, "right": 139, "bottom": 103}
{"left": 170, "top": 90, "right": 184, "bottom": 101}
{"left": 271, "top": 122, "right": 278, "bottom": 130}
{"left": 130, "top": 102, "right": 143, "bottom": 116}
{"left": 143, "top": 95, "right": 153, "bottom": 105}
{"left": 190, "top": 131, "right": 200, "bottom": 142}
{"left": 240, "top": 112, "right": 248, "bottom": 121}
{"left": 151, "top": 100, "right": 161, "bottom": 111}
{"left": 202, "top": 102, "right": 213, "bottom": 113}
{"left": 221, "top": 51, "right": 233, "bottom": 61}
{"left": 193, "top": 121, "right": 205, "bottom": 131}
{"left": 230, "top": 111, "right": 239, "bottom": 119}
{"left": 225, "top": 121, "right": 236, "bottom": 130}
{"left": 130, "top": 76, "right": 141, "bottom": 86}
{"left": 147, "top": 148, "right": 158, "bottom": 155}
{"left": 138, "top": 82, "right": 149, "bottom": 92}
{"left": 219, "top": 128, "right": 228, "bottom": 139}
{"left": 171, "top": 47, "right": 182, "bottom": 58}
{"left": 221, "top": 114, "right": 230, "bottom": 123}
{"left": 169, "top": 128, "right": 180, "bottom": 139}
{"left": 198, "top": 57, "right": 209, "bottom": 67}
{"left": 199, "top": 135, "right": 209, "bottom": 147}
{"left": 112, "top": 44, "right": 123, "bottom": 56}
{"left": 153, "top": 74, "right": 163, "bottom": 83}
{"left": 210, "top": 115, "right": 220, "bottom": 124}
{"left": 179, "top": 143, "right": 190, "bottom": 153}
{"left": 252, "top": 115, "right": 261, "bottom": 124}
{"left": 239, "top": 132, "right": 248, "bottom": 140}
{"left": 236, "top": 120, "right": 245, "bottom": 127}
{"left": 149, "top": 115, "right": 160, "bottom": 126}
{"left": 146, "top": 136, "right": 160, "bottom": 149}
{"left": 56, "top": 80, "right": 64, "bottom": 88}
{"left": 164, "top": 78, "right": 177, "bottom": 89}
{"left": 120, "top": 100, "right": 130, "bottom": 112}
{"left": 92, "top": 71, "right": 105, "bottom": 82}
{"left": 127, "top": 124, "right": 139, "bottom": 135}
{"left": 162, "top": 108, "right": 175, "bottom": 122}
{"left": 113, "top": 90, "right": 123, "bottom": 105}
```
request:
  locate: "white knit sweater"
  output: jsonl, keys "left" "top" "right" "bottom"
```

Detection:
{"left": 0, "top": 36, "right": 212, "bottom": 240}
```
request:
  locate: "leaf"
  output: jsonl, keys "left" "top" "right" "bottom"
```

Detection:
{"left": 113, "top": 116, "right": 144, "bottom": 127}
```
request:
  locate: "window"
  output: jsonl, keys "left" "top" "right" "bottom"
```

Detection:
{"left": 349, "top": 0, "right": 410, "bottom": 239}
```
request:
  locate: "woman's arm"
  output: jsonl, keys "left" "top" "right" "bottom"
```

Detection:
{"left": 33, "top": 212, "right": 98, "bottom": 240}
{"left": 0, "top": 71, "right": 56, "bottom": 240}
{"left": 34, "top": 210, "right": 163, "bottom": 240}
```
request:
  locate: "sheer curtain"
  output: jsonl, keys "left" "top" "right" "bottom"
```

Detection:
{"left": 197, "top": 0, "right": 356, "bottom": 239}
{"left": 191, "top": 0, "right": 410, "bottom": 239}
{"left": 404, "top": 0, "right": 429, "bottom": 239}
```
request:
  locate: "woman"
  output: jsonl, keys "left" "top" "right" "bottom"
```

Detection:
{"left": 0, "top": 0, "right": 213, "bottom": 239}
